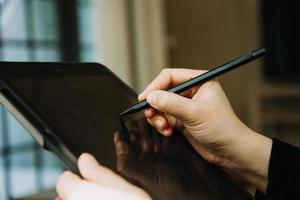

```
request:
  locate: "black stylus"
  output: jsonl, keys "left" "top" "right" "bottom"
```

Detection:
{"left": 121, "top": 48, "right": 266, "bottom": 116}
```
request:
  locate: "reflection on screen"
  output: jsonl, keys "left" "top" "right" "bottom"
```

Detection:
{"left": 0, "top": 63, "right": 253, "bottom": 200}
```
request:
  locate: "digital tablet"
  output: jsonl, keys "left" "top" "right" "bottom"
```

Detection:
{"left": 0, "top": 62, "right": 254, "bottom": 200}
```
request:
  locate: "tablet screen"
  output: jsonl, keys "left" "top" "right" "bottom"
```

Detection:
{"left": 0, "top": 62, "right": 253, "bottom": 200}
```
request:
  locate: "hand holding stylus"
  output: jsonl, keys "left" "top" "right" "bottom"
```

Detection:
{"left": 138, "top": 68, "right": 272, "bottom": 193}
{"left": 122, "top": 48, "right": 266, "bottom": 115}
{"left": 56, "top": 67, "right": 273, "bottom": 199}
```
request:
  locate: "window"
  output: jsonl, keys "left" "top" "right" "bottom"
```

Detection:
{"left": 77, "top": 0, "right": 95, "bottom": 61}
{"left": 0, "top": 0, "right": 95, "bottom": 199}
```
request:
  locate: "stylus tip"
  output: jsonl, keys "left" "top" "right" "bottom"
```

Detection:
{"left": 120, "top": 107, "right": 133, "bottom": 116}
{"left": 120, "top": 100, "right": 149, "bottom": 116}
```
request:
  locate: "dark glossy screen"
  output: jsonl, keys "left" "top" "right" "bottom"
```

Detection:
{"left": 0, "top": 62, "right": 253, "bottom": 200}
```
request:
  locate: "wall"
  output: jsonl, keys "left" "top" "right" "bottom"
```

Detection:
{"left": 164, "top": 0, "right": 262, "bottom": 129}
{"left": 93, "top": 0, "right": 168, "bottom": 92}
{"left": 164, "top": 0, "right": 300, "bottom": 146}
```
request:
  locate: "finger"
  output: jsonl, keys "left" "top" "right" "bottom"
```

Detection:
{"left": 114, "top": 132, "right": 130, "bottom": 158}
{"left": 124, "top": 120, "right": 139, "bottom": 144}
{"left": 164, "top": 114, "right": 184, "bottom": 130}
{"left": 113, "top": 131, "right": 120, "bottom": 144}
{"left": 151, "top": 127, "right": 162, "bottom": 154}
{"left": 138, "top": 68, "right": 206, "bottom": 101}
{"left": 146, "top": 114, "right": 169, "bottom": 131}
{"left": 56, "top": 171, "right": 82, "bottom": 200}
{"left": 114, "top": 133, "right": 131, "bottom": 172}
{"left": 179, "top": 86, "right": 201, "bottom": 98}
{"left": 147, "top": 90, "right": 196, "bottom": 121}
{"left": 114, "top": 132, "right": 130, "bottom": 157}
{"left": 146, "top": 110, "right": 183, "bottom": 131}
{"left": 160, "top": 127, "right": 173, "bottom": 137}
{"left": 138, "top": 120, "right": 154, "bottom": 155}
{"left": 115, "top": 132, "right": 151, "bottom": 180}
{"left": 78, "top": 153, "right": 131, "bottom": 190}
{"left": 144, "top": 108, "right": 156, "bottom": 118}
{"left": 147, "top": 118, "right": 173, "bottom": 137}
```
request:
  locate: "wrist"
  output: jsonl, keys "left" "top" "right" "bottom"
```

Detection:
{"left": 219, "top": 124, "right": 272, "bottom": 192}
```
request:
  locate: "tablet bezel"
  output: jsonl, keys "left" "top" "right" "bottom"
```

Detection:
{"left": 0, "top": 62, "right": 137, "bottom": 173}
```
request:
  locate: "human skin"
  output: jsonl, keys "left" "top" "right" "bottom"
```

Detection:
{"left": 56, "top": 153, "right": 151, "bottom": 200}
{"left": 56, "top": 68, "right": 272, "bottom": 199}
{"left": 138, "top": 68, "right": 272, "bottom": 193}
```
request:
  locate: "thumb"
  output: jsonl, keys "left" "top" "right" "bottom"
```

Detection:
{"left": 146, "top": 90, "right": 195, "bottom": 121}
{"left": 78, "top": 153, "right": 111, "bottom": 185}
{"left": 78, "top": 153, "right": 134, "bottom": 190}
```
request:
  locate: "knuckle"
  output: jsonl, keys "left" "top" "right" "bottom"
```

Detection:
{"left": 160, "top": 68, "right": 172, "bottom": 77}
{"left": 161, "top": 68, "right": 170, "bottom": 74}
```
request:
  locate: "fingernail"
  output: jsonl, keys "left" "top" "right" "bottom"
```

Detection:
{"left": 138, "top": 92, "right": 145, "bottom": 101}
{"left": 55, "top": 197, "right": 63, "bottom": 200}
{"left": 147, "top": 93, "right": 157, "bottom": 105}
{"left": 138, "top": 93, "right": 143, "bottom": 99}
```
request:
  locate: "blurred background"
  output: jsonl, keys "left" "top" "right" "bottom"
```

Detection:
{"left": 0, "top": 0, "right": 299, "bottom": 199}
